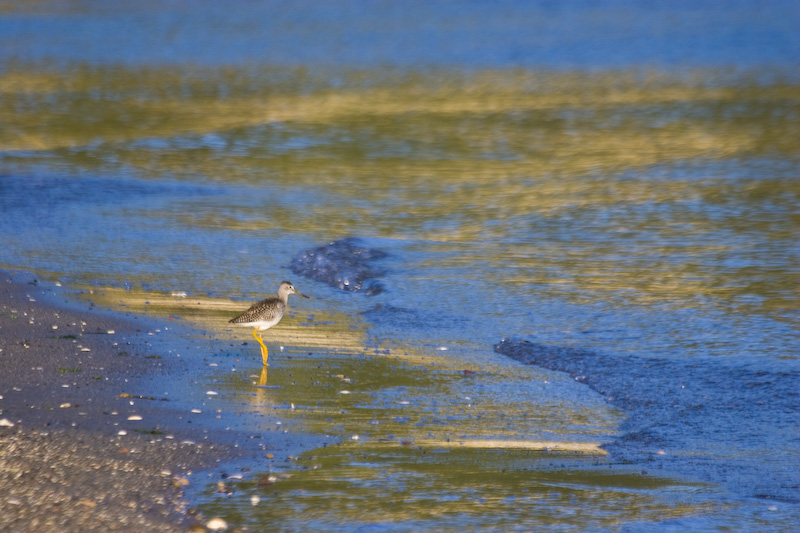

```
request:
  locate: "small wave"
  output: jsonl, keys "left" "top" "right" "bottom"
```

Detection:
{"left": 495, "top": 338, "right": 800, "bottom": 503}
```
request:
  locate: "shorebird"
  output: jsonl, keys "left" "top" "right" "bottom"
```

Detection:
{"left": 229, "top": 281, "right": 309, "bottom": 366}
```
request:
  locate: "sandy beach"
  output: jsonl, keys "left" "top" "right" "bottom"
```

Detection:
{"left": 0, "top": 270, "right": 248, "bottom": 532}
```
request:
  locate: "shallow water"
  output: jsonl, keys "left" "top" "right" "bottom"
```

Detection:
{"left": 2, "top": 1, "right": 799, "bottom": 530}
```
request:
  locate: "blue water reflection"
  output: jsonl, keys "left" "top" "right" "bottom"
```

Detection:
{"left": 1, "top": 1, "right": 797, "bottom": 70}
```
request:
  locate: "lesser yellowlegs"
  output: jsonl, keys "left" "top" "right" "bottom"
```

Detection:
{"left": 229, "top": 281, "right": 309, "bottom": 366}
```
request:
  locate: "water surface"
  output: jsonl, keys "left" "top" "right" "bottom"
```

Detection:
{"left": 1, "top": 1, "right": 799, "bottom": 530}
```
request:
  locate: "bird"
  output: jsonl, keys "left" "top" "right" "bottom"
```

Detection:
{"left": 229, "top": 281, "right": 309, "bottom": 366}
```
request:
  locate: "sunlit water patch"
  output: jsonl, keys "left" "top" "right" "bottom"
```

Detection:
{"left": 184, "top": 348, "right": 721, "bottom": 532}
{"left": 195, "top": 445, "right": 716, "bottom": 532}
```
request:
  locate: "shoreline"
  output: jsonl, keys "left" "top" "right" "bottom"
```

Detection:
{"left": 0, "top": 270, "right": 260, "bottom": 531}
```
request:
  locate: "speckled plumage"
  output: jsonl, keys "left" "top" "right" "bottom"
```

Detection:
{"left": 229, "top": 281, "right": 308, "bottom": 366}
{"left": 229, "top": 297, "right": 287, "bottom": 329}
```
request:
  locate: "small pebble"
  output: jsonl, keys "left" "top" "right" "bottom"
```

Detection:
{"left": 127, "top": 415, "right": 142, "bottom": 421}
{"left": 207, "top": 391, "right": 219, "bottom": 396}
{"left": 0, "top": 418, "right": 15, "bottom": 427}
{"left": 206, "top": 517, "right": 228, "bottom": 531}
{"left": 257, "top": 474, "right": 277, "bottom": 487}
{"left": 118, "top": 430, "right": 127, "bottom": 436}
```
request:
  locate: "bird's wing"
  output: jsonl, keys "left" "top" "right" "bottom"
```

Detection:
{"left": 229, "top": 298, "right": 285, "bottom": 324}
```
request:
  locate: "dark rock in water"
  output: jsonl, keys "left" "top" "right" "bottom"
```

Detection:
{"left": 290, "top": 238, "right": 387, "bottom": 295}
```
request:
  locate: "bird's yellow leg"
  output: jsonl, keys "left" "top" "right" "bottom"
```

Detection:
{"left": 252, "top": 329, "right": 270, "bottom": 366}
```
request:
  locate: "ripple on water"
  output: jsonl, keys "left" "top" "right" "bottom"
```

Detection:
{"left": 495, "top": 338, "right": 800, "bottom": 504}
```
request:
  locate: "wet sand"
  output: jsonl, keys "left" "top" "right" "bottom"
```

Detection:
{"left": 0, "top": 270, "right": 247, "bottom": 532}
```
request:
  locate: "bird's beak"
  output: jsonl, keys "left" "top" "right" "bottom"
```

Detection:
{"left": 296, "top": 290, "right": 310, "bottom": 299}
